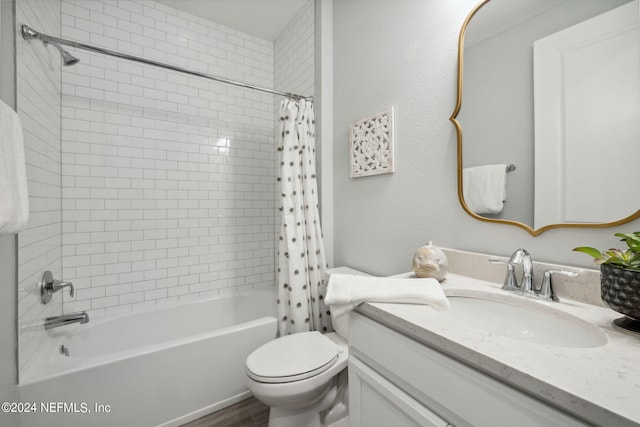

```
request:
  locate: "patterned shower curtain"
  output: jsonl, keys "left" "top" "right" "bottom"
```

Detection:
{"left": 276, "top": 98, "right": 331, "bottom": 335}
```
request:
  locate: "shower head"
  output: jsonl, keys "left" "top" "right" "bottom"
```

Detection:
{"left": 60, "top": 48, "right": 80, "bottom": 66}
{"left": 21, "top": 25, "right": 79, "bottom": 66}
{"left": 43, "top": 40, "right": 80, "bottom": 66}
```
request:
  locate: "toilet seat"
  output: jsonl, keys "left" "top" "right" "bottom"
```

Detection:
{"left": 246, "top": 331, "right": 339, "bottom": 384}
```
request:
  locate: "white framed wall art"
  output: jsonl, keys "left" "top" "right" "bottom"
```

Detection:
{"left": 349, "top": 106, "right": 395, "bottom": 178}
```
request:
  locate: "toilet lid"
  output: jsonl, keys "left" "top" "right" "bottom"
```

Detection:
{"left": 246, "top": 331, "right": 339, "bottom": 383}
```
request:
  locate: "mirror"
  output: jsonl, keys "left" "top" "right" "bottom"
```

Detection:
{"left": 451, "top": 0, "right": 640, "bottom": 236}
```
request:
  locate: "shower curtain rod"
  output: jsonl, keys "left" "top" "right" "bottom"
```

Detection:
{"left": 21, "top": 25, "right": 312, "bottom": 101}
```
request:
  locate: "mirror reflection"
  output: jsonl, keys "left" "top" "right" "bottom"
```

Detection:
{"left": 457, "top": 0, "right": 640, "bottom": 233}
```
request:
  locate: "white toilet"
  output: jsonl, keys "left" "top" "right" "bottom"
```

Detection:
{"left": 245, "top": 267, "right": 368, "bottom": 427}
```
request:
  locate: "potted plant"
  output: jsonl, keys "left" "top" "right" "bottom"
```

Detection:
{"left": 574, "top": 232, "right": 640, "bottom": 332}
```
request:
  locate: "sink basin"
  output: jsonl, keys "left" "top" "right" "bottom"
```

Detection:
{"left": 442, "top": 289, "right": 607, "bottom": 348}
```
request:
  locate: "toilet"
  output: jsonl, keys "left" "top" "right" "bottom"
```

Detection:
{"left": 245, "top": 267, "right": 369, "bottom": 427}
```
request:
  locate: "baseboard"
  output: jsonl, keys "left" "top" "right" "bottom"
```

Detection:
{"left": 157, "top": 391, "right": 253, "bottom": 427}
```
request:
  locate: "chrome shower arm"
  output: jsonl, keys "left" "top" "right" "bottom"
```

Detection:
{"left": 22, "top": 25, "right": 79, "bottom": 65}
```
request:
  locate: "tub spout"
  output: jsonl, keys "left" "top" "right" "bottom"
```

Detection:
{"left": 45, "top": 311, "right": 89, "bottom": 330}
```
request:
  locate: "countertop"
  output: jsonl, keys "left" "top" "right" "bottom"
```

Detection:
{"left": 356, "top": 273, "right": 640, "bottom": 427}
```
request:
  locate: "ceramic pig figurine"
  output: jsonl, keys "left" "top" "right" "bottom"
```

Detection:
{"left": 412, "top": 241, "right": 448, "bottom": 282}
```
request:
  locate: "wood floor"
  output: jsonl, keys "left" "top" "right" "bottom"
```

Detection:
{"left": 180, "top": 397, "right": 269, "bottom": 427}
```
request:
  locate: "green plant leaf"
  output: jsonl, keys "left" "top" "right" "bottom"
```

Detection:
{"left": 614, "top": 232, "right": 640, "bottom": 252}
{"left": 606, "top": 258, "right": 627, "bottom": 267}
{"left": 574, "top": 232, "right": 640, "bottom": 269}
{"left": 572, "top": 246, "right": 605, "bottom": 260}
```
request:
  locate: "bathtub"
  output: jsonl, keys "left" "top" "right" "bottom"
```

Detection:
{"left": 18, "top": 289, "right": 277, "bottom": 427}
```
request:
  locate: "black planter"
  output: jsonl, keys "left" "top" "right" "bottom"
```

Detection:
{"left": 601, "top": 264, "right": 640, "bottom": 333}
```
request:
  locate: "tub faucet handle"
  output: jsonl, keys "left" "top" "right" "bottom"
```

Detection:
{"left": 52, "top": 279, "right": 74, "bottom": 297}
{"left": 538, "top": 269, "right": 578, "bottom": 302}
{"left": 39, "top": 270, "right": 74, "bottom": 304}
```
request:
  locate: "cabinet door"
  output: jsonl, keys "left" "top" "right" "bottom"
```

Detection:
{"left": 349, "top": 356, "right": 452, "bottom": 427}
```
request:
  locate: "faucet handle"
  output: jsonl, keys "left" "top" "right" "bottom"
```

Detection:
{"left": 39, "top": 271, "right": 75, "bottom": 304}
{"left": 52, "top": 279, "right": 74, "bottom": 297}
{"left": 489, "top": 259, "right": 520, "bottom": 291}
{"left": 539, "top": 269, "right": 578, "bottom": 301}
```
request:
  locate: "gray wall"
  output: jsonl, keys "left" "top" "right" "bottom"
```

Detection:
{"left": 0, "top": 1, "right": 19, "bottom": 426}
{"left": 332, "top": 0, "right": 640, "bottom": 276}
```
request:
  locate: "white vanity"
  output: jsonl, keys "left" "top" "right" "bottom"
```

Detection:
{"left": 348, "top": 273, "right": 640, "bottom": 427}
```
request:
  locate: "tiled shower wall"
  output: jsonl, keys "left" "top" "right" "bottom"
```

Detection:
{"left": 60, "top": 0, "right": 279, "bottom": 316}
{"left": 16, "top": 0, "right": 62, "bottom": 377}
{"left": 275, "top": 0, "right": 315, "bottom": 97}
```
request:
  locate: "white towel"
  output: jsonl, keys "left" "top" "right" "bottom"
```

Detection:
{"left": 0, "top": 100, "right": 29, "bottom": 235}
{"left": 325, "top": 274, "right": 450, "bottom": 317}
{"left": 462, "top": 164, "right": 507, "bottom": 214}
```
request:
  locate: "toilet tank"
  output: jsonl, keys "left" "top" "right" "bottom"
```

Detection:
{"left": 325, "top": 266, "right": 371, "bottom": 339}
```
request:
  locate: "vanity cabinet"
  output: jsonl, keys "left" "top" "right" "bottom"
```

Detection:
{"left": 348, "top": 312, "right": 594, "bottom": 427}
{"left": 349, "top": 357, "right": 451, "bottom": 427}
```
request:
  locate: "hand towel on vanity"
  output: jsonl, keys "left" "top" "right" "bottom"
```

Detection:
{"left": 0, "top": 100, "right": 28, "bottom": 235}
{"left": 325, "top": 274, "right": 450, "bottom": 317}
{"left": 462, "top": 163, "right": 507, "bottom": 215}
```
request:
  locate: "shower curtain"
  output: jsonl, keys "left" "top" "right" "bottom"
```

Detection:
{"left": 276, "top": 99, "right": 331, "bottom": 335}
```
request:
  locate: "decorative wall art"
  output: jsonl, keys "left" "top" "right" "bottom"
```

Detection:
{"left": 349, "top": 107, "right": 395, "bottom": 178}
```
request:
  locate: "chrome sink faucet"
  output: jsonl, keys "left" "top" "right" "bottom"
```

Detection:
{"left": 513, "top": 248, "right": 533, "bottom": 293}
{"left": 489, "top": 248, "right": 533, "bottom": 293}
{"left": 45, "top": 311, "right": 89, "bottom": 330}
{"left": 490, "top": 250, "right": 579, "bottom": 302}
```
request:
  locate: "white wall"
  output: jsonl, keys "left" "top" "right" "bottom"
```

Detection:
{"left": 59, "top": 0, "right": 277, "bottom": 317}
{"left": 0, "top": 1, "right": 19, "bottom": 423}
{"left": 316, "top": 0, "right": 334, "bottom": 266}
{"left": 332, "top": 0, "right": 640, "bottom": 276}
{"left": 16, "top": 0, "right": 63, "bottom": 380}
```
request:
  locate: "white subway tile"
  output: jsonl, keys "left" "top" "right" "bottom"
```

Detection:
{"left": 92, "top": 295, "right": 118, "bottom": 309}
{"left": 119, "top": 291, "right": 145, "bottom": 305}
{"left": 106, "top": 304, "right": 132, "bottom": 316}
{"left": 105, "top": 283, "right": 132, "bottom": 296}
{"left": 120, "top": 271, "right": 145, "bottom": 283}
{"left": 76, "top": 264, "right": 106, "bottom": 278}
{"left": 64, "top": 300, "right": 92, "bottom": 312}
{"left": 61, "top": 2, "right": 90, "bottom": 20}
{"left": 91, "top": 274, "right": 120, "bottom": 287}
{"left": 118, "top": 18, "right": 142, "bottom": 35}
{"left": 104, "top": 240, "right": 130, "bottom": 254}
{"left": 90, "top": 11, "right": 117, "bottom": 28}
{"left": 76, "top": 287, "right": 106, "bottom": 301}
{"left": 51, "top": 0, "right": 291, "bottom": 318}
{"left": 105, "top": 4, "right": 131, "bottom": 20}
{"left": 186, "top": 280, "right": 208, "bottom": 292}
{"left": 131, "top": 280, "right": 155, "bottom": 293}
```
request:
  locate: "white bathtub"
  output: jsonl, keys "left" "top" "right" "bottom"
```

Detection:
{"left": 18, "top": 289, "right": 277, "bottom": 427}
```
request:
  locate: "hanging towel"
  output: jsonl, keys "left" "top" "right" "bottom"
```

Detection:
{"left": 462, "top": 164, "right": 507, "bottom": 214}
{"left": 325, "top": 274, "right": 449, "bottom": 317}
{"left": 0, "top": 100, "right": 29, "bottom": 235}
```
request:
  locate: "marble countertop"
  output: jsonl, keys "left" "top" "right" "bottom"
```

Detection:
{"left": 356, "top": 273, "right": 640, "bottom": 427}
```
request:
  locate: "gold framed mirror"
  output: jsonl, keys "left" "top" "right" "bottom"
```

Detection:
{"left": 451, "top": 0, "right": 640, "bottom": 236}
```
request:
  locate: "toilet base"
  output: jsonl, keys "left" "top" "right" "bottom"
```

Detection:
{"left": 267, "top": 377, "right": 339, "bottom": 427}
{"left": 321, "top": 370, "right": 348, "bottom": 425}
{"left": 269, "top": 406, "right": 323, "bottom": 427}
